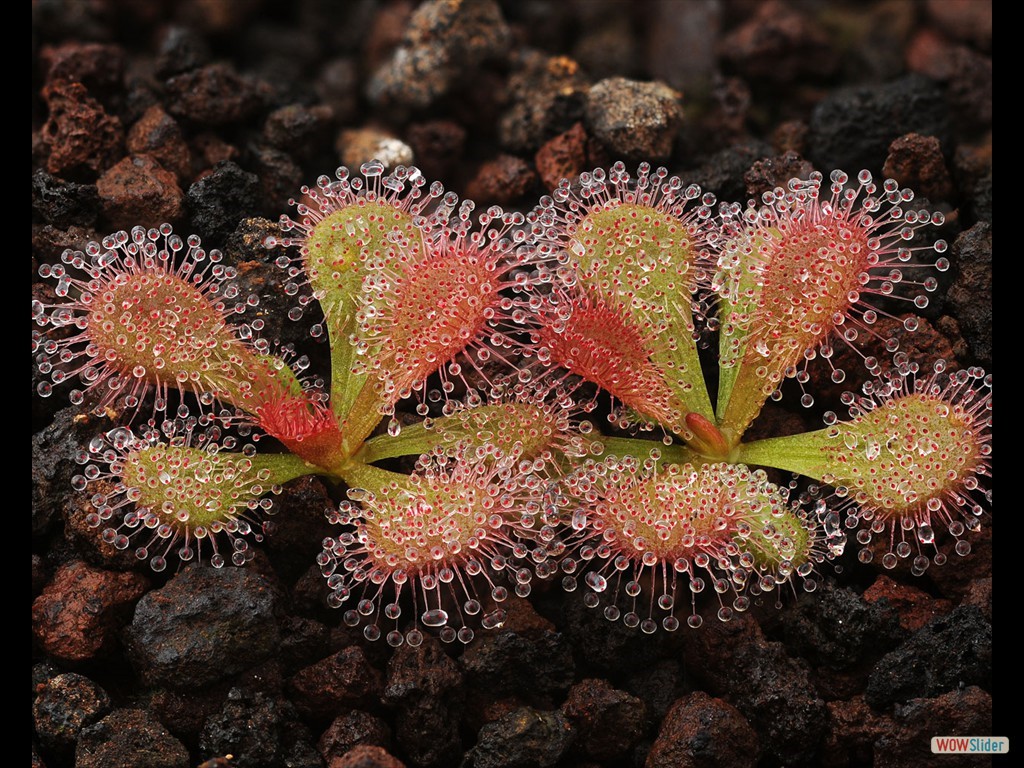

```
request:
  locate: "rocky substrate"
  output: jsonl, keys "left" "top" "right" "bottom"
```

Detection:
{"left": 32, "top": 1, "right": 994, "bottom": 767}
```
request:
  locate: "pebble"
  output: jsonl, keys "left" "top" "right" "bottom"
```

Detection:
{"left": 199, "top": 688, "right": 321, "bottom": 768}
{"left": 882, "top": 132, "right": 953, "bottom": 202}
{"left": 468, "top": 707, "right": 575, "bottom": 768}
{"left": 155, "top": 25, "right": 211, "bottom": 79}
{"left": 127, "top": 106, "right": 192, "bottom": 183}
{"left": 319, "top": 711, "right": 393, "bottom": 762}
{"left": 874, "top": 686, "right": 991, "bottom": 768}
{"left": 464, "top": 154, "right": 537, "bottom": 207}
{"left": 33, "top": 672, "right": 111, "bottom": 755}
{"left": 585, "top": 77, "right": 683, "bottom": 162}
{"left": 288, "top": 646, "right": 384, "bottom": 719}
{"left": 645, "top": 691, "right": 760, "bottom": 768}
{"left": 31, "top": 169, "right": 99, "bottom": 228}
{"left": 32, "top": 560, "right": 149, "bottom": 664}
{"left": 367, "top": 0, "right": 512, "bottom": 109}
{"left": 946, "top": 222, "right": 992, "bottom": 365}
{"left": 862, "top": 574, "right": 954, "bottom": 633}
{"left": 808, "top": 74, "right": 950, "bottom": 174}
{"left": 40, "top": 41, "right": 125, "bottom": 97}
{"left": 123, "top": 564, "right": 282, "bottom": 689}
{"left": 41, "top": 79, "right": 124, "bottom": 178}
{"left": 328, "top": 745, "right": 407, "bottom": 768}
{"left": 499, "top": 52, "right": 590, "bottom": 153}
{"left": 534, "top": 122, "right": 588, "bottom": 191}
{"left": 186, "top": 160, "right": 261, "bottom": 242}
{"left": 75, "top": 709, "right": 190, "bottom": 768}
{"left": 561, "top": 679, "right": 646, "bottom": 761}
{"left": 338, "top": 128, "right": 415, "bottom": 172}
{"left": 718, "top": 0, "right": 838, "bottom": 84}
{"left": 96, "top": 155, "right": 184, "bottom": 229}
{"left": 865, "top": 605, "right": 991, "bottom": 709}
{"left": 165, "top": 63, "right": 269, "bottom": 126}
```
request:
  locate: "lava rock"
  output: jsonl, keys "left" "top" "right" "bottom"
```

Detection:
{"left": 882, "top": 133, "right": 954, "bottom": 202}
{"left": 199, "top": 688, "right": 321, "bottom": 768}
{"left": 461, "top": 628, "right": 575, "bottom": 704}
{"left": 499, "top": 52, "right": 591, "bottom": 153}
{"left": 680, "top": 613, "right": 827, "bottom": 766}
{"left": 718, "top": 0, "right": 838, "bottom": 84}
{"left": 865, "top": 605, "right": 991, "bottom": 709}
{"left": 32, "top": 560, "right": 149, "bottom": 664}
{"left": 127, "top": 106, "right": 192, "bottom": 183}
{"left": 862, "top": 574, "right": 954, "bottom": 633}
{"left": 124, "top": 564, "right": 282, "bottom": 689}
{"left": 187, "top": 161, "right": 261, "bottom": 242}
{"left": 75, "top": 709, "right": 190, "bottom": 768}
{"left": 316, "top": 58, "right": 360, "bottom": 126}
{"left": 822, "top": 696, "right": 893, "bottom": 768}
{"left": 808, "top": 74, "right": 950, "bottom": 174}
{"left": 367, "top": 0, "right": 512, "bottom": 110}
{"left": 584, "top": 77, "right": 683, "bottom": 162}
{"left": 926, "top": 0, "right": 991, "bottom": 50}
{"left": 41, "top": 79, "right": 124, "bottom": 179}
{"left": 97, "top": 154, "right": 185, "bottom": 229}
{"left": 337, "top": 128, "right": 415, "bottom": 172}
{"left": 874, "top": 686, "right": 992, "bottom": 768}
{"left": 405, "top": 120, "right": 467, "bottom": 182}
{"left": 384, "top": 638, "right": 464, "bottom": 768}
{"left": 468, "top": 707, "right": 575, "bottom": 768}
{"left": 263, "top": 104, "right": 334, "bottom": 160}
{"left": 31, "top": 169, "right": 99, "bottom": 233}
{"left": 645, "top": 0, "right": 720, "bottom": 91}
{"left": 40, "top": 41, "right": 125, "bottom": 98}
{"left": 946, "top": 222, "right": 992, "bottom": 365}
{"left": 690, "top": 139, "right": 772, "bottom": 204}
{"left": 250, "top": 145, "right": 304, "bottom": 219}
{"left": 165, "top": 63, "right": 269, "bottom": 126}
{"left": 775, "top": 581, "right": 902, "bottom": 671}
{"left": 155, "top": 25, "right": 212, "bottom": 79}
{"left": 743, "top": 151, "right": 816, "bottom": 199}
{"left": 289, "top": 646, "right": 384, "bottom": 719}
{"left": 534, "top": 122, "right": 588, "bottom": 190}
{"left": 464, "top": 154, "right": 538, "bottom": 206}
{"left": 319, "top": 711, "right": 393, "bottom": 762}
{"left": 645, "top": 691, "right": 760, "bottom": 768}
{"left": 561, "top": 678, "right": 646, "bottom": 761}
{"left": 328, "top": 745, "right": 407, "bottom": 768}
{"left": 33, "top": 672, "right": 112, "bottom": 755}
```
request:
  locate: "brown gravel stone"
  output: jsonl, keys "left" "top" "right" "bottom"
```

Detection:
{"left": 33, "top": 672, "right": 112, "bottom": 754}
{"left": 316, "top": 58, "right": 361, "bottom": 126}
{"left": 562, "top": 679, "right": 646, "bottom": 761}
{"left": 905, "top": 29, "right": 960, "bottom": 81}
{"left": 41, "top": 42, "right": 125, "bottom": 96}
{"left": 127, "top": 105, "right": 192, "bottom": 182}
{"left": 718, "top": 0, "right": 838, "bottom": 84}
{"left": 31, "top": 560, "right": 149, "bottom": 664}
{"left": 862, "top": 574, "right": 954, "bottom": 633}
{"left": 645, "top": 691, "right": 760, "bottom": 768}
{"left": 165, "top": 62, "right": 268, "bottom": 126}
{"left": 925, "top": 0, "right": 991, "bottom": 50}
{"left": 499, "top": 52, "right": 591, "bottom": 153}
{"left": 319, "top": 711, "right": 393, "bottom": 762}
{"left": 874, "top": 686, "right": 992, "bottom": 768}
{"left": 289, "top": 647, "right": 385, "bottom": 719}
{"left": 883, "top": 133, "right": 954, "bottom": 202}
{"left": 946, "top": 222, "right": 992, "bottom": 364}
{"left": 405, "top": 120, "right": 467, "bottom": 182}
{"left": 42, "top": 79, "right": 124, "bottom": 178}
{"left": 771, "top": 120, "right": 809, "bottom": 155}
{"left": 96, "top": 154, "right": 184, "bottom": 228}
{"left": 75, "top": 709, "right": 189, "bottom": 768}
{"left": 821, "top": 696, "right": 892, "bottom": 768}
{"left": 535, "top": 122, "right": 588, "bottom": 190}
{"left": 338, "top": 128, "right": 415, "bottom": 172}
{"left": 465, "top": 154, "right": 537, "bottom": 206}
{"left": 585, "top": 77, "right": 683, "bottom": 162}
{"left": 264, "top": 104, "right": 334, "bottom": 160}
{"left": 960, "top": 577, "right": 992, "bottom": 620}
{"left": 367, "top": 0, "right": 512, "bottom": 109}
{"left": 191, "top": 133, "right": 240, "bottom": 171}
{"left": 328, "top": 745, "right": 406, "bottom": 768}
{"left": 743, "top": 151, "right": 815, "bottom": 198}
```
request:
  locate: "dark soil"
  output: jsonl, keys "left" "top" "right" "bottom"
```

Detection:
{"left": 32, "top": 2, "right": 995, "bottom": 767}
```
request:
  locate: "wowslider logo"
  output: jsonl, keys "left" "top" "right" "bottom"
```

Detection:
{"left": 931, "top": 737, "right": 1009, "bottom": 754}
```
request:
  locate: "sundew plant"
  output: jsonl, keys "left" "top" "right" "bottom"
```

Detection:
{"left": 32, "top": 161, "right": 992, "bottom": 645}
